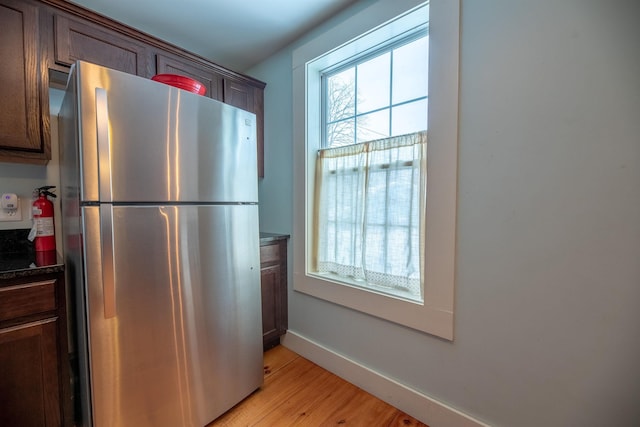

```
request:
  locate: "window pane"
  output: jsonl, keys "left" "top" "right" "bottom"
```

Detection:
{"left": 327, "top": 118, "right": 355, "bottom": 147}
{"left": 356, "top": 109, "right": 389, "bottom": 143}
{"left": 356, "top": 53, "right": 390, "bottom": 114}
{"left": 392, "top": 36, "right": 429, "bottom": 104}
{"left": 391, "top": 100, "right": 427, "bottom": 135}
{"left": 327, "top": 68, "right": 355, "bottom": 122}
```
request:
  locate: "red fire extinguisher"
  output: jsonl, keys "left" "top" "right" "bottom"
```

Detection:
{"left": 32, "top": 186, "right": 57, "bottom": 252}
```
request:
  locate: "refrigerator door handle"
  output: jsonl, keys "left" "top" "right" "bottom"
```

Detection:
{"left": 100, "top": 205, "right": 116, "bottom": 319}
{"left": 96, "top": 88, "right": 113, "bottom": 203}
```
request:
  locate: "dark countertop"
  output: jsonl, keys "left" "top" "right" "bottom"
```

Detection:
{"left": 0, "top": 229, "right": 64, "bottom": 280}
{"left": 0, "top": 250, "right": 64, "bottom": 280}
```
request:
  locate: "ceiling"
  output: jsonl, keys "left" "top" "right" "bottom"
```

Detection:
{"left": 68, "top": 0, "right": 359, "bottom": 71}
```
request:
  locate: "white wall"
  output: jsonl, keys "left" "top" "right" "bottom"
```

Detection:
{"left": 250, "top": 0, "right": 640, "bottom": 426}
{"left": 255, "top": 46, "right": 295, "bottom": 235}
{"left": 0, "top": 88, "right": 65, "bottom": 250}
{"left": 0, "top": 163, "right": 46, "bottom": 230}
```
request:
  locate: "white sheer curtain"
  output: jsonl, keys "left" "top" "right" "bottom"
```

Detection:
{"left": 313, "top": 131, "right": 426, "bottom": 300}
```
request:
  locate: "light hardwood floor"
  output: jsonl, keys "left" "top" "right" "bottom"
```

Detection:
{"left": 208, "top": 345, "right": 428, "bottom": 427}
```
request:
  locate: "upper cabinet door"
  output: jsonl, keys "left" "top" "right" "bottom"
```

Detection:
{"left": 223, "top": 79, "right": 255, "bottom": 112}
{"left": 156, "top": 53, "right": 223, "bottom": 101}
{"left": 0, "top": 0, "right": 50, "bottom": 163}
{"left": 54, "top": 13, "right": 152, "bottom": 77}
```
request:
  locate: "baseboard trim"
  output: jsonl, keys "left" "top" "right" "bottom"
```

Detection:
{"left": 281, "top": 331, "right": 489, "bottom": 427}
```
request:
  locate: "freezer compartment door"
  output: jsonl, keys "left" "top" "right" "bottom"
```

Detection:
{"left": 74, "top": 61, "right": 258, "bottom": 203}
{"left": 82, "top": 205, "right": 263, "bottom": 427}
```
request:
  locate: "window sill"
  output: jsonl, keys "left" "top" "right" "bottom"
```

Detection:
{"left": 295, "top": 269, "right": 454, "bottom": 340}
{"left": 309, "top": 271, "right": 423, "bottom": 303}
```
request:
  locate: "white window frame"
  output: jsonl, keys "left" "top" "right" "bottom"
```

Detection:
{"left": 292, "top": 0, "right": 459, "bottom": 340}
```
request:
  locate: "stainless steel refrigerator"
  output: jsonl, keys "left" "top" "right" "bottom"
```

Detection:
{"left": 59, "top": 61, "right": 263, "bottom": 427}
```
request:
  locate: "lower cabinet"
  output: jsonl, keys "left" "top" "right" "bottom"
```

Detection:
{"left": 0, "top": 272, "right": 71, "bottom": 426}
{"left": 260, "top": 237, "right": 288, "bottom": 350}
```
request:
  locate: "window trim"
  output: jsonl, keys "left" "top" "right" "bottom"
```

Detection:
{"left": 292, "top": 0, "right": 459, "bottom": 340}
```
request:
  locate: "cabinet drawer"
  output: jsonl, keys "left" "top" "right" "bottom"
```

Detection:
{"left": 260, "top": 243, "right": 281, "bottom": 266}
{"left": 0, "top": 280, "right": 57, "bottom": 322}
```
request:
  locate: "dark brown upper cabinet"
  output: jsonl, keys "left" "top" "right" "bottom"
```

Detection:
{"left": 156, "top": 53, "right": 224, "bottom": 101}
{"left": 1, "top": 0, "right": 265, "bottom": 176}
{"left": 224, "top": 78, "right": 255, "bottom": 112}
{"left": 52, "top": 13, "right": 152, "bottom": 77}
{"left": 0, "top": 0, "right": 51, "bottom": 164}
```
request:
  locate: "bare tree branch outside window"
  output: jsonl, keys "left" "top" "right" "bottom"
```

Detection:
{"left": 326, "top": 74, "right": 355, "bottom": 148}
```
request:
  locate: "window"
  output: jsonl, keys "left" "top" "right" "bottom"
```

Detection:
{"left": 292, "top": 0, "right": 459, "bottom": 339}
{"left": 313, "top": 32, "right": 429, "bottom": 302}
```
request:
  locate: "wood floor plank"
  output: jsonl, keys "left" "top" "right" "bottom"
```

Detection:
{"left": 209, "top": 358, "right": 325, "bottom": 426}
{"left": 208, "top": 345, "right": 429, "bottom": 427}
{"left": 387, "top": 411, "right": 429, "bottom": 426}
{"left": 314, "top": 380, "right": 398, "bottom": 426}
{"left": 263, "top": 345, "right": 299, "bottom": 379}
{"left": 254, "top": 369, "right": 356, "bottom": 426}
{"left": 276, "top": 375, "right": 365, "bottom": 426}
